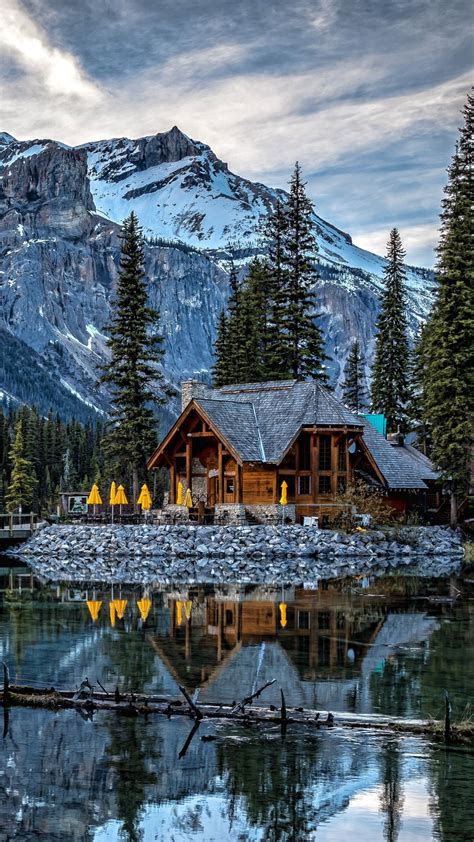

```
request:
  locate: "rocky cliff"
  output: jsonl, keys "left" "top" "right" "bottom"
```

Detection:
{"left": 0, "top": 127, "right": 434, "bottom": 421}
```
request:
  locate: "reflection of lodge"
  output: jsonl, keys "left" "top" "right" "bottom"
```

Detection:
{"left": 148, "top": 379, "right": 440, "bottom": 524}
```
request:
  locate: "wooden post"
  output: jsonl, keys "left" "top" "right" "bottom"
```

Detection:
{"left": 311, "top": 433, "right": 318, "bottom": 503}
{"left": 218, "top": 443, "right": 223, "bottom": 504}
{"left": 30, "top": 512, "right": 34, "bottom": 533}
{"left": 235, "top": 464, "right": 241, "bottom": 503}
{"left": 186, "top": 439, "right": 192, "bottom": 492}
{"left": 169, "top": 463, "right": 176, "bottom": 504}
{"left": 331, "top": 433, "right": 338, "bottom": 496}
{"left": 8, "top": 514, "right": 13, "bottom": 538}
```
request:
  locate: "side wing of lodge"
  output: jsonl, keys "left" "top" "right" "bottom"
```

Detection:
{"left": 147, "top": 379, "right": 439, "bottom": 524}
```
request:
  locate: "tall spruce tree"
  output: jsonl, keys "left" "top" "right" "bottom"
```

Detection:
{"left": 269, "top": 163, "right": 328, "bottom": 381}
{"left": 422, "top": 93, "right": 474, "bottom": 525}
{"left": 341, "top": 340, "right": 368, "bottom": 413}
{"left": 5, "top": 419, "right": 37, "bottom": 513}
{"left": 212, "top": 310, "right": 231, "bottom": 387}
{"left": 100, "top": 212, "right": 167, "bottom": 505}
{"left": 370, "top": 228, "right": 410, "bottom": 431}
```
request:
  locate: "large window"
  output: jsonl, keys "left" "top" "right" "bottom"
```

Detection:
{"left": 298, "top": 434, "right": 311, "bottom": 470}
{"left": 318, "top": 475, "right": 331, "bottom": 495}
{"left": 319, "top": 435, "right": 331, "bottom": 470}
{"left": 338, "top": 439, "right": 346, "bottom": 472}
{"left": 297, "top": 475, "right": 311, "bottom": 496}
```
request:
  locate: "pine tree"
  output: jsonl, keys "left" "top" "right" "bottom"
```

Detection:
{"left": 212, "top": 311, "right": 230, "bottom": 387}
{"left": 100, "top": 212, "right": 168, "bottom": 505}
{"left": 268, "top": 164, "right": 328, "bottom": 381}
{"left": 370, "top": 228, "right": 410, "bottom": 431}
{"left": 341, "top": 340, "right": 368, "bottom": 413}
{"left": 422, "top": 93, "right": 474, "bottom": 525}
{"left": 5, "top": 419, "right": 37, "bottom": 512}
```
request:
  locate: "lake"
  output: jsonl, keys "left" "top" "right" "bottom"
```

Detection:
{"left": 1, "top": 561, "right": 473, "bottom": 841}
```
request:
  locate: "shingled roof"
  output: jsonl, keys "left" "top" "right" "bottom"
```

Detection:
{"left": 360, "top": 421, "right": 436, "bottom": 490}
{"left": 195, "top": 380, "right": 363, "bottom": 464}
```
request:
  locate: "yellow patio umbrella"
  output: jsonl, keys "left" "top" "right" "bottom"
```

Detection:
{"left": 184, "top": 488, "right": 193, "bottom": 508}
{"left": 87, "top": 599, "right": 102, "bottom": 622}
{"left": 279, "top": 602, "right": 287, "bottom": 628}
{"left": 109, "top": 600, "right": 116, "bottom": 627}
{"left": 137, "top": 597, "right": 152, "bottom": 622}
{"left": 109, "top": 481, "right": 117, "bottom": 523}
{"left": 279, "top": 481, "right": 288, "bottom": 506}
{"left": 176, "top": 481, "right": 183, "bottom": 505}
{"left": 184, "top": 600, "right": 192, "bottom": 621}
{"left": 114, "top": 484, "right": 128, "bottom": 516}
{"left": 113, "top": 598, "right": 128, "bottom": 619}
{"left": 176, "top": 600, "right": 183, "bottom": 626}
{"left": 87, "top": 483, "right": 102, "bottom": 515}
{"left": 137, "top": 484, "right": 152, "bottom": 520}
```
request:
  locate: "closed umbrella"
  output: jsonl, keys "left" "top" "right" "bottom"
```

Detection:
{"left": 176, "top": 481, "right": 183, "bottom": 506}
{"left": 109, "top": 481, "right": 117, "bottom": 524}
{"left": 114, "top": 484, "right": 128, "bottom": 517}
{"left": 184, "top": 600, "right": 192, "bottom": 621}
{"left": 184, "top": 488, "right": 193, "bottom": 509}
{"left": 279, "top": 480, "right": 288, "bottom": 524}
{"left": 279, "top": 602, "right": 287, "bottom": 628}
{"left": 137, "top": 484, "right": 152, "bottom": 521}
{"left": 113, "top": 598, "right": 128, "bottom": 619}
{"left": 176, "top": 600, "right": 183, "bottom": 626}
{"left": 137, "top": 597, "right": 152, "bottom": 622}
{"left": 87, "top": 483, "right": 102, "bottom": 516}
{"left": 87, "top": 600, "right": 102, "bottom": 622}
{"left": 109, "top": 601, "right": 116, "bottom": 627}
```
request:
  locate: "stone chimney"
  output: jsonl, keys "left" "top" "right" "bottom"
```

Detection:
{"left": 387, "top": 431, "right": 405, "bottom": 447}
{"left": 181, "top": 379, "right": 211, "bottom": 412}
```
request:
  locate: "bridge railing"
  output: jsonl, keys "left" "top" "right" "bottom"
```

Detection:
{"left": 0, "top": 512, "right": 37, "bottom": 536}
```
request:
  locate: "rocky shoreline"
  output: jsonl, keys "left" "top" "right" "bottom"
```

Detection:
{"left": 9, "top": 523, "right": 464, "bottom": 583}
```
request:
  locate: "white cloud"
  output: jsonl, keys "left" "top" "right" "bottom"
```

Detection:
{"left": 352, "top": 222, "right": 440, "bottom": 267}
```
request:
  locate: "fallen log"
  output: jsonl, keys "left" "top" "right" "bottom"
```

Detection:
{"left": 1, "top": 682, "right": 472, "bottom": 745}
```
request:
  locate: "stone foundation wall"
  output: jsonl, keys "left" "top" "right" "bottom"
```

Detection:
{"left": 214, "top": 504, "right": 247, "bottom": 525}
{"left": 155, "top": 505, "right": 190, "bottom": 525}
{"left": 245, "top": 504, "right": 296, "bottom": 525}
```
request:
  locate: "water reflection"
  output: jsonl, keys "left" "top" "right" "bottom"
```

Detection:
{"left": 1, "top": 565, "right": 473, "bottom": 840}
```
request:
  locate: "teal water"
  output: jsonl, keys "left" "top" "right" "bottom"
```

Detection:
{"left": 0, "top": 564, "right": 473, "bottom": 841}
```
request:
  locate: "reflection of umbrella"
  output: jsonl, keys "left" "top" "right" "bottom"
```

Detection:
{"left": 137, "top": 484, "right": 152, "bottom": 519}
{"left": 113, "top": 598, "right": 127, "bottom": 619}
{"left": 109, "top": 601, "right": 116, "bottom": 627}
{"left": 176, "top": 481, "right": 183, "bottom": 505}
{"left": 184, "top": 600, "right": 192, "bottom": 621}
{"left": 137, "top": 597, "right": 152, "bottom": 621}
{"left": 109, "top": 481, "right": 117, "bottom": 523}
{"left": 184, "top": 488, "right": 193, "bottom": 508}
{"left": 176, "top": 600, "right": 183, "bottom": 625}
{"left": 279, "top": 602, "right": 287, "bottom": 628}
{"left": 115, "top": 485, "right": 128, "bottom": 516}
{"left": 87, "top": 483, "right": 102, "bottom": 516}
{"left": 87, "top": 600, "right": 102, "bottom": 621}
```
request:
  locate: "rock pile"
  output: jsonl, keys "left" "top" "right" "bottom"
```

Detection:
{"left": 10, "top": 523, "right": 464, "bottom": 583}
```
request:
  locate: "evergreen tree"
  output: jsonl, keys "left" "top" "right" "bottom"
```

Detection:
{"left": 370, "top": 228, "right": 410, "bottom": 431}
{"left": 266, "top": 164, "right": 328, "bottom": 381}
{"left": 341, "top": 340, "right": 368, "bottom": 413}
{"left": 212, "top": 311, "right": 230, "bottom": 387}
{"left": 422, "top": 93, "right": 474, "bottom": 525}
{"left": 100, "top": 212, "right": 168, "bottom": 505}
{"left": 5, "top": 419, "right": 37, "bottom": 512}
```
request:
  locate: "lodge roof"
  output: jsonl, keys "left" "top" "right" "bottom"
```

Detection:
{"left": 196, "top": 380, "right": 363, "bottom": 464}
{"left": 359, "top": 421, "right": 435, "bottom": 490}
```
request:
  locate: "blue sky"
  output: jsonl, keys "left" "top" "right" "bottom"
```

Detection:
{"left": 1, "top": 0, "right": 472, "bottom": 265}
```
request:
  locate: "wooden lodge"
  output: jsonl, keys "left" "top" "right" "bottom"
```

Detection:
{"left": 147, "top": 380, "right": 439, "bottom": 525}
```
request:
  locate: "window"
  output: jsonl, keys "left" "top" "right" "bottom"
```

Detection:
{"left": 298, "top": 434, "right": 311, "bottom": 470}
{"left": 338, "top": 439, "right": 346, "bottom": 472}
{"left": 319, "top": 435, "right": 331, "bottom": 470}
{"left": 337, "top": 475, "right": 347, "bottom": 493}
{"left": 318, "top": 475, "right": 331, "bottom": 495}
{"left": 297, "top": 475, "right": 311, "bottom": 495}
{"left": 225, "top": 609, "right": 234, "bottom": 625}
{"left": 226, "top": 478, "right": 234, "bottom": 494}
{"left": 298, "top": 611, "right": 310, "bottom": 629}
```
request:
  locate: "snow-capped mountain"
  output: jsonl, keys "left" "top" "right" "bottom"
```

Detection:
{"left": 0, "top": 126, "right": 434, "bottom": 420}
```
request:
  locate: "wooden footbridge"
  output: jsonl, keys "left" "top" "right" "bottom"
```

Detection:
{"left": 0, "top": 513, "right": 38, "bottom": 547}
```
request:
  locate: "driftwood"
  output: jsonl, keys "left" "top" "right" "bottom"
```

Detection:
{"left": 1, "top": 679, "right": 472, "bottom": 746}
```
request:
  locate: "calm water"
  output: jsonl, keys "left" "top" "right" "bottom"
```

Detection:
{"left": 1, "top": 562, "right": 473, "bottom": 841}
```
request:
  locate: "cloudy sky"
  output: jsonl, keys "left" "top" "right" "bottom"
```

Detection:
{"left": 1, "top": 0, "right": 471, "bottom": 265}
